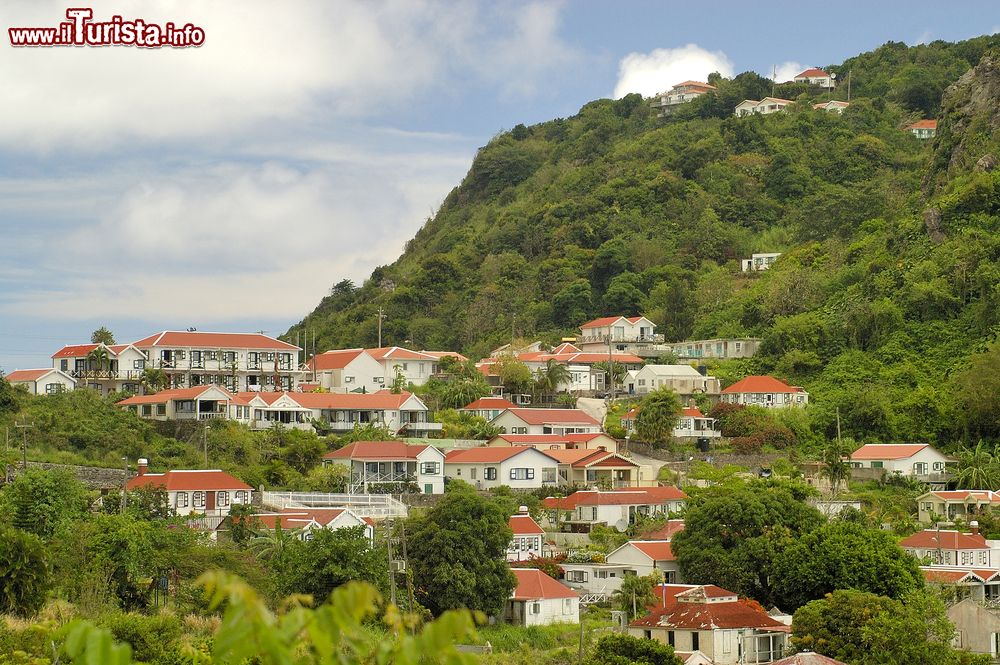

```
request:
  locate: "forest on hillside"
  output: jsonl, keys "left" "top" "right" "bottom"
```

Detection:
{"left": 287, "top": 36, "right": 1000, "bottom": 448}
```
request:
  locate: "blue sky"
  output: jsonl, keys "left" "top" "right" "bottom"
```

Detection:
{"left": 1, "top": 0, "right": 998, "bottom": 371}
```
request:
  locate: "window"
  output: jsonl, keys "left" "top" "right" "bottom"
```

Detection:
{"left": 247, "top": 352, "right": 260, "bottom": 369}
{"left": 217, "top": 491, "right": 229, "bottom": 507}
{"left": 992, "top": 633, "right": 1000, "bottom": 658}
{"left": 512, "top": 427, "right": 528, "bottom": 434}
{"left": 667, "top": 631, "right": 675, "bottom": 647}
{"left": 223, "top": 351, "right": 237, "bottom": 364}
{"left": 61, "top": 359, "right": 68, "bottom": 371}
{"left": 933, "top": 461, "right": 945, "bottom": 471}
{"left": 175, "top": 492, "right": 189, "bottom": 507}
{"left": 193, "top": 492, "right": 205, "bottom": 508}
{"left": 234, "top": 491, "right": 249, "bottom": 504}
{"left": 45, "top": 383, "right": 63, "bottom": 394}
{"left": 142, "top": 404, "right": 152, "bottom": 416}
{"left": 542, "top": 468, "right": 556, "bottom": 483}
{"left": 510, "top": 468, "right": 535, "bottom": 481}
{"left": 484, "top": 467, "right": 497, "bottom": 481}
{"left": 566, "top": 570, "right": 588, "bottom": 582}
{"left": 530, "top": 602, "right": 541, "bottom": 615}
{"left": 691, "top": 632, "right": 699, "bottom": 651}
{"left": 421, "top": 461, "right": 440, "bottom": 475}
{"left": 871, "top": 461, "right": 884, "bottom": 469}
{"left": 470, "top": 468, "right": 477, "bottom": 480}
{"left": 191, "top": 350, "right": 203, "bottom": 368}
{"left": 563, "top": 599, "right": 573, "bottom": 614}
{"left": 595, "top": 570, "right": 607, "bottom": 579}
{"left": 156, "top": 404, "right": 166, "bottom": 416}
{"left": 980, "top": 551, "right": 989, "bottom": 565}
{"left": 133, "top": 359, "right": 145, "bottom": 370}
{"left": 962, "top": 552, "right": 972, "bottom": 565}
{"left": 344, "top": 376, "right": 354, "bottom": 383}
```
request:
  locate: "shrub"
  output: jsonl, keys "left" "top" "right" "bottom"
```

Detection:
{"left": 732, "top": 435, "right": 764, "bottom": 454}
{"left": 0, "top": 526, "right": 51, "bottom": 617}
{"left": 100, "top": 612, "right": 183, "bottom": 663}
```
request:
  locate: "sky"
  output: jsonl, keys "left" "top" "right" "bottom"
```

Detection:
{"left": 1, "top": 0, "right": 999, "bottom": 372}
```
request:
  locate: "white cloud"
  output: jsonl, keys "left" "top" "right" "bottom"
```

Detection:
{"left": 772, "top": 61, "right": 806, "bottom": 83}
{"left": 914, "top": 30, "right": 933, "bottom": 45}
{"left": 613, "top": 44, "right": 733, "bottom": 98}
{"left": 0, "top": 0, "right": 579, "bottom": 151}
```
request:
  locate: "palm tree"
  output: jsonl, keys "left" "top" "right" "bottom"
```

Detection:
{"left": 140, "top": 368, "right": 168, "bottom": 394}
{"left": 534, "top": 359, "right": 571, "bottom": 398}
{"left": 86, "top": 345, "right": 110, "bottom": 378}
{"left": 819, "top": 441, "right": 852, "bottom": 497}
{"left": 955, "top": 440, "right": 1000, "bottom": 490}
{"left": 249, "top": 522, "right": 299, "bottom": 563}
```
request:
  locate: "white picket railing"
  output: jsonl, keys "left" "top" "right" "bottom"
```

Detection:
{"left": 261, "top": 491, "right": 408, "bottom": 518}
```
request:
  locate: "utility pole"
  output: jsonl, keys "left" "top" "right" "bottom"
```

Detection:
{"left": 377, "top": 308, "right": 387, "bottom": 348}
{"left": 401, "top": 519, "right": 414, "bottom": 618}
{"left": 203, "top": 427, "right": 209, "bottom": 468}
{"left": 847, "top": 69, "right": 852, "bottom": 102}
{"left": 606, "top": 335, "right": 616, "bottom": 403}
{"left": 122, "top": 457, "right": 128, "bottom": 514}
{"left": 15, "top": 416, "right": 33, "bottom": 469}
{"left": 836, "top": 407, "right": 842, "bottom": 444}
{"left": 386, "top": 518, "right": 397, "bottom": 607}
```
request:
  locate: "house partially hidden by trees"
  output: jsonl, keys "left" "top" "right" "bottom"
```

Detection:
{"left": 719, "top": 376, "right": 809, "bottom": 408}
{"left": 899, "top": 526, "right": 999, "bottom": 567}
{"left": 734, "top": 97, "right": 793, "bottom": 116}
{"left": 906, "top": 119, "right": 937, "bottom": 138}
{"left": 322, "top": 441, "right": 446, "bottom": 494}
{"left": 503, "top": 568, "right": 579, "bottom": 626}
{"left": 4, "top": 368, "right": 76, "bottom": 395}
{"left": 741, "top": 252, "right": 782, "bottom": 272}
{"left": 916, "top": 489, "right": 1000, "bottom": 524}
{"left": 541, "top": 487, "right": 687, "bottom": 532}
{"left": 650, "top": 80, "right": 717, "bottom": 116}
{"left": 126, "top": 459, "right": 252, "bottom": 518}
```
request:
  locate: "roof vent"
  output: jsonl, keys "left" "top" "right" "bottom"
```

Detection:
{"left": 518, "top": 505, "right": 529, "bottom": 514}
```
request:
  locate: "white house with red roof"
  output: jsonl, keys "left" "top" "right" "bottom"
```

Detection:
{"left": 564, "top": 522, "right": 686, "bottom": 595}
{"left": 543, "top": 448, "right": 651, "bottom": 488}
{"left": 921, "top": 566, "right": 1000, "bottom": 603}
{"left": 900, "top": 526, "right": 1000, "bottom": 567}
{"left": 127, "top": 459, "right": 252, "bottom": 517}
{"left": 460, "top": 396, "right": 517, "bottom": 421}
{"left": 848, "top": 443, "right": 952, "bottom": 484}
{"left": 51, "top": 342, "right": 148, "bottom": 395}
{"left": 487, "top": 432, "right": 620, "bottom": 454}
{"left": 906, "top": 119, "right": 937, "bottom": 139}
{"left": 793, "top": 67, "right": 834, "bottom": 88}
{"left": 576, "top": 316, "right": 659, "bottom": 349}
{"left": 630, "top": 364, "right": 720, "bottom": 397}
{"left": 305, "top": 348, "right": 386, "bottom": 393}
{"left": 813, "top": 100, "right": 850, "bottom": 114}
{"left": 223, "top": 506, "right": 374, "bottom": 542}
{"left": 609, "top": 540, "right": 681, "bottom": 582}
{"left": 247, "top": 390, "right": 439, "bottom": 435}
{"left": 628, "top": 584, "right": 789, "bottom": 664}
{"left": 622, "top": 405, "right": 719, "bottom": 439}
{"left": 734, "top": 97, "right": 793, "bottom": 117}
{"left": 482, "top": 342, "right": 645, "bottom": 394}
{"left": 444, "top": 446, "right": 560, "bottom": 490}
{"left": 131, "top": 330, "right": 305, "bottom": 393}
{"left": 542, "top": 487, "right": 687, "bottom": 532}
{"left": 490, "top": 407, "right": 602, "bottom": 436}
{"left": 651, "top": 81, "right": 716, "bottom": 116}
{"left": 504, "top": 568, "right": 579, "bottom": 626}
{"left": 508, "top": 508, "right": 545, "bottom": 561}
{"left": 5, "top": 368, "right": 76, "bottom": 395}
{"left": 365, "top": 346, "right": 440, "bottom": 387}
{"left": 917, "top": 489, "right": 1000, "bottom": 524}
{"left": 119, "top": 385, "right": 252, "bottom": 423}
{"left": 741, "top": 252, "right": 782, "bottom": 272}
{"left": 720, "top": 376, "right": 808, "bottom": 408}
{"left": 322, "top": 441, "right": 445, "bottom": 494}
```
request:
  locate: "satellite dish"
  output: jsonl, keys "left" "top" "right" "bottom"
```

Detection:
{"left": 614, "top": 518, "right": 629, "bottom": 532}
{"left": 831, "top": 72, "right": 838, "bottom": 79}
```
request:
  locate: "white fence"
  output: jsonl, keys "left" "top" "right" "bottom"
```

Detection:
{"left": 261, "top": 492, "right": 408, "bottom": 518}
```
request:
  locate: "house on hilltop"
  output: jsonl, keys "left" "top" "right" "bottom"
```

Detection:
{"left": 734, "top": 97, "right": 793, "bottom": 117}
{"left": 793, "top": 67, "right": 834, "bottom": 88}
{"left": 651, "top": 81, "right": 716, "bottom": 116}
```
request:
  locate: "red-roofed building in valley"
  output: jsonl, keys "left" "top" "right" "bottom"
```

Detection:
{"left": 486, "top": 432, "right": 620, "bottom": 454}
{"left": 305, "top": 348, "right": 385, "bottom": 393}
{"left": 491, "top": 408, "right": 602, "bottom": 436}
{"left": 126, "top": 459, "right": 252, "bottom": 517}
{"left": 793, "top": 67, "right": 834, "bottom": 88}
{"left": 650, "top": 81, "right": 717, "bottom": 116}
{"left": 508, "top": 508, "right": 545, "bottom": 561}
{"left": 734, "top": 97, "right": 794, "bottom": 117}
{"left": 917, "top": 489, "right": 1000, "bottom": 524}
{"left": 813, "top": 100, "right": 850, "bottom": 114}
{"left": 906, "top": 119, "right": 937, "bottom": 139}
{"left": 720, "top": 375, "right": 809, "bottom": 408}
{"left": 5, "top": 368, "right": 76, "bottom": 395}
{"left": 563, "top": 522, "right": 686, "bottom": 596}
{"left": 504, "top": 568, "right": 579, "bottom": 626}
{"left": 323, "top": 441, "right": 445, "bottom": 494}
{"left": 628, "top": 584, "right": 789, "bottom": 663}
{"left": 848, "top": 443, "right": 952, "bottom": 486}
{"left": 132, "top": 330, "right": 304, "bottom": 393}
{"left": 542, "top": 448, "right": 651, "bottom": 488}
{"left": 900, "top": 527, "right": 1000, "bottom": 567}
{"left": 444, "top": 446, "right": 560, "bottom": 490}
{"left": 920, "top": 566, "right": 1000, "bottom": 602}
{"left": 460, "top": 396, "right": 517, "bottom": 421}
{"left": 542, "top": 486, "right": 687, "bottom": 532}
{"left": 50, "top": 342, "right": 148, "bottom": 396}
{"left": 220, "top": 506, "right": 374, "bottom": 543}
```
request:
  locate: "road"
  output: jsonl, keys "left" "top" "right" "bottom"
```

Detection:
{"left": 575, "top": 397, "right": 668, "bottom": 479}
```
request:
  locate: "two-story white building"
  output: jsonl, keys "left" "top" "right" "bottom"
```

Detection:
{"left": 628, "top": 365, "right": 720, "bottom": 397}
{"left": 734, "top": 97, "right": 793, "bottom": 117}
{"left": 444, "top": 446, "right": 560, "bottom": 490}
{"left": 576, "top": 316, "right": 660, "bottom": 350}
{"left": 659, "top": 338, "right": 761, "bottom": 361}
{"left": 906, "top": 119, "right": 937, "bottom": 139}
{"left": 5, "top": 368, "right": 76, "bottom": 395}
{"left": 629, "top": 585, "right": 789, "bottom": 664}
{"left": 322, "top": 441, "right": 445, "bottom": 494}
{"left": 504, "top": 569, "right": 579, "bottom": 626}
{"left": 542, "top": 486, "right": 688, "bottom": 532}
{"left": 741, "top": 252, "right": 782, "bottom": 272}
{"left": 126, "top": 460, "right": 252, "bottom": 517}
{"left": 563, "top": 538, "right": 683, "bottom": 598}
{"left": 508, "top": 509, "right": 546, "bottom": 562}
{"left": 719, "top": 376, "right": 809, "bottom": 408}
{"left": 900, "top": 527, "right": 1000, "bottom": 568}
{"left": 793, "top": 67, "right": 834, "bottom": 88}
{"left": 490, "top": 408, "right": 602, "bottom": 436}
{"left": 848, "top": 443, "right": 953, "bottom": 485}
{"left": 650, "top": 81, "right": 716, "bottom": 116}
{"left": 278, "top": 390, "right": 440, "bottom": 435}
{"left": 51, "top": 342, "right": 149, "bottom": 395}
{"left": 306, "top": 348, "right": 387, "bottom": 394}
{"left": 131, "top": 330, "right": 306, "bottom": 393}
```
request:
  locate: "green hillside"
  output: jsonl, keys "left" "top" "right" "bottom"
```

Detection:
{"left": 287, "top": 37, "right": 1000, "bottom": 447}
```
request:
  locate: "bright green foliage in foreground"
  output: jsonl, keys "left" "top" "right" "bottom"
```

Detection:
{"left": 0, "top": 526, "right": 50, "bottom": 617}
{"left": 589, "top": 633, "right": 682, "bottom": 665}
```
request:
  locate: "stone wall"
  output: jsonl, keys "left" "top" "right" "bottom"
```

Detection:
{"left": 15, "top": 461, "right": 130, "bottom": 489}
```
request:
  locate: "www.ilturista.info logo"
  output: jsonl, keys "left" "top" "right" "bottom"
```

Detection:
{"left": 9, "top": 8, "right": 205, "bottom": 48}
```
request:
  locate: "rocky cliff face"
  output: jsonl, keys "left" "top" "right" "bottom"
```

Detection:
{"left": 924, "top": 50, "right": 1000, "bottom": 194}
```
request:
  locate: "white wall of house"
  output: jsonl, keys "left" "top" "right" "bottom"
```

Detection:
{"left": 169, "top": 488, "right": 251, "bottom": 517}
{"left": 490, "top": 411, "right": 601, "bottom": 436}
{"left": 508, "top": 533, "right": 544, "bottom": 561}
{"left": 446, "top": 449, "right": 560, "bottom": 490}
{"left": 562, "top": 564, "right": 630, "bottom": 595}
{"left": 506, "top": 597, "right": 579, "bottom": 626}
{"left": 315, "top": 353, "right": 386, "bottom": 393}
{"left": 9, "top": 370, "right": 76, "bottom": 395}
{"left": 607, "top": 544, "right": 680, "bottom": 583}
{"left": 905, "top": 546, "right": 998, "bottom": 567}
{"left": 378, "top": 358, "right": 433, "bottom": 387}
{"left": 632, "top": 365, "right": 720, "bottom": 396}
{"left": 853, "top": 448, "right": 950, "bottom": 476}
{"left": 580, "top": 318, "right": 657, "bottom": 344}
{"left": 574, "top": 500, "right": 686, "bottom": 531}
{"left": 415, "top": 447, "right": 446, "bottom": 494}
{"left": 720, "top": 390, "right": 808, "bottom": 408}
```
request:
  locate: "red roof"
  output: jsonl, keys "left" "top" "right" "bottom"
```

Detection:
{"left": 420, "top": 350, "right": 469, "bottom": 361}
{"left": 631, "top": 585, "right": 786, "bottom": 631}
{"left": 542, "top": 449, "right": 637, "bottom": 468}
{"left": 463, "top": 397, "right": 517, "bottom": 411}
{"left": 772, "top": 653, "right": 849, "bottom": 665}
{"left": 549, "top": 342, "right": 581, "bottom": 355}
{"left": 900, "top": 529, "right": 988, "bottom": 550}
{"left": 543, "top": 486, "right": 687, "bottom": 509}
{"left": 921, "top": 569, "right": 977, "bottom": 584}
{"left": 366, "top": 347, "right": 436, "bottom": 361}
{"left": 511, "top": 569, "right": 578, "bottom": 600}
{"left": 445, "top": 446, "right": 557, "bottom": 464}
{"left": 850, "top": 443, "right": 929, "bottom": 461}
{"left": 308, "top": 349, "right": 366, "bottom": 370}
{"left": 132, "top": 331, "right": 298, "bottom": 351}
{"left": 128, "top": 469, "right": 252, "bottom": 491}
{"left": 681, "top": 406, "right": 705, "bottom": 418}
{"left": 721, "top": 375, "right": 803, "bottom": 394}
{"left": 118, "top": 386, "right": 234, "bottom": 405}
{"left": 640, "top": 520, "right": 686, "bottom": 541}
{"left": 520, "top": 351, "right": 644, "bottom": 364}
{"left": 323, "top": 441, "right": 432, "bottom": 461}
{"left": 627, "top": 541, "right": 675, "bottom": 561}
{"left": 501, "top": 408, "right": 600, "bottom": 426}
{"left": 673, "top": 80, "right": 715, "bottom": 90}
{"left": 51, "top": 343, "right": 100, "bottom": 359}
{"left": 795, "top": 68, "right": 830, "bottom": 78}
{"left": 580, "top": 316, "right": 647, "bottom": 329}
{"left": 509, "top": 514, "right": 545, "bottom": 536}
{"left": 283, "top": 390, "right": 417, "bottom": 410}
{"left": 907, "top": 119, "right": 937, "bottom": 130}
{"left": 6, "top": 368, "right": 57, "bottom": 382}
{"left": 927, "top": 490, "right": 1000, "bottom": 503}
{"left": 491, "top": 433, "right": 610, "bottom": 445}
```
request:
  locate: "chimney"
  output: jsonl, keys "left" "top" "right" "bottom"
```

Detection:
{"left": 971, "top": 520, "right": 980, "bottom": 536}
{"left": 688, "top": 398, "right": 697, "bottom": 408}
{"left": 137, "top": 458, "right": 148, "bottom": 476}
{"left": 518, "top": 505, "right": 529, "bottom": 515}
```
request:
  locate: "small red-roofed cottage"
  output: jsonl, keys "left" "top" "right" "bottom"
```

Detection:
{"left": 542, "top": 448, "right": 650, "bottom": 488}
{"left": 323, "top": 441, "right": 445, "bottom": 494}
{"left": 607, "top": 540, "right": 681, "bottom": 583}
{"left": 542, "top": 486, "right": 687, "bottom": 532}
{"left": 486, "top": 432, "right": 620, "bottom": 453}
{"left": 504, "top": 568, "right": 579, "bottom": 626}
{"left": 126, "top": 459, "right": 252, "bottom": 517}
{"left": 306, "top": 348, "right": 386, "bottom": 393}
{"left": 508, "top": 507, "right": 545, "bottom": 561}
{"left": 720, "top": 375, "right": 809, "bottom": 408}
{"left": 628, "top": 584, "right": 789, "bottom": 663}
{"left": 222, "top": 506, "right": 374, "bottom": 543}
{"left": 5, "top": 368, "right": 76, "bottom": 395}
{"left": 849, "top": 443, "right": 952, "bottom": 484}
{"left": 917, "top": 489, "right": 1000, "bottom": 524}
{"left": 906, "top": 119, "right": 937, "bottom": 139}
{"left": 444, "top": 446, "right": 560, "bottom": 490}
{"left": 900, "top": 527, "right": 999, "bottom": 567}
{"left": 460, "top": 396, "right": 517, "bottom": 421}
{"left": 793, "top": 67, "right": 834, "bottom": 88}
{"left": 491, "top": 408, "right": 602, "bottom": 436}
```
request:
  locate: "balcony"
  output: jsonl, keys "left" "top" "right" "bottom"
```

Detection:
{"left": 70, "top": 368, "right": 144, "bottom": 380}
{"left": 198, "top": 412, "right": 226, "bottom": 420}
{"left": 578, "top": 334, "right": 664, "bottom": 345}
